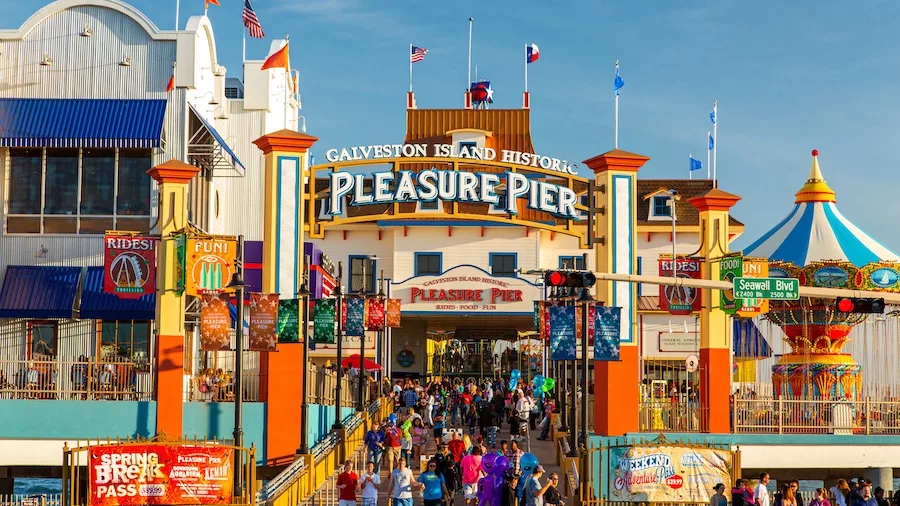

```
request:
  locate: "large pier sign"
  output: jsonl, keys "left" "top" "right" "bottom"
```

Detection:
{"left": 393, "top": 265, "right": 541, "bottom": 314}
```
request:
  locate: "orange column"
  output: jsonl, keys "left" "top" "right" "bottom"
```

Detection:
{"left": 148, "top": 160, "right": 200, "bottom": 438}
{"left": 686, "top": 188, "right": 741, "bottom": 433}
{"left": 253, "top": 130, "right": 318, "bottom": 464}
{"left": 583, "top": 150, "right": 649, "bottom": 436}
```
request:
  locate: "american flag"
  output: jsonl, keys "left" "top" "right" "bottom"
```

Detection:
{"left": 243, "top": 0, "right": 265, "bottom": 39}
{"left": 410, "top": 46, "right": 428, "bottom": 63}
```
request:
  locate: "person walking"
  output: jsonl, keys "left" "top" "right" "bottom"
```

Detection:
{"left": 544, "top": 473, "right": 563, "bottom": 506}
{"left": 363, "top": 421, "right": 385, "bottom": 470}
{"left": 358, "top": 461, "right": 380, "bottom": 506}
{"left": 811, "top": 488, "right": 832, "bottom": 506}
{"left": 506, "top": 440, "right": 525, "bottom": 476}
{"left": 460, "top": 446, "right": 484, "bottom": 506}
{"left": 500, "top": 471, "right": 520, "bottom": 506}
{"left": 384, "top": 419, "right": 403, "bottom": 471}
{"left": 385, "top": 457, "right": 421, "bottom": 506}
{"left": 525, "top": 466, "right": 552, "bottom": 506}
{"left": 831, "top": 479, "right": 850, "bottom": 506}
{"left": 336, "top": 460, "right": 359, "bottom": 506}
{"left": 411, "top": 417, "right": 427, "bottom": 465}
{"left": 711, "top": 484, "right": 727, "bottom": 506}
{"left": 755, "top": 473, "right": 771, "bottom": 506}
{"left": 418, "top": 460, "right": 450, "bottom": 506}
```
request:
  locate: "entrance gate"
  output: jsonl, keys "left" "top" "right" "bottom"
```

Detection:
{"left": 62, "top": 435, "right": 257, "bottom": 506}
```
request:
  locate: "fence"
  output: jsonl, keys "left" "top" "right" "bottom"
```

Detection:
{"left": 306, "top": 365, "right": 356, "bottom": 407}
{"left": 0, "top": 359, "right": 152, "bottom": 401}
{"left": 0, "top": 495, "right": 63, "bottom": 506}
{"left": 733, "top": 396, "right": 900, "bottom": 434}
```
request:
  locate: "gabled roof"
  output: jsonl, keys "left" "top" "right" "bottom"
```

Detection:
{"left": 637, "top": 179, "right": 744, "bottom": 227}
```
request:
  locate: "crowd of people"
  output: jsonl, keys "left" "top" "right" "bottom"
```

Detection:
{"left": 727, "top": 473, "right": 896, "bottom": 506}
{"left": 337, "top": 377, "right": 559, "bottom": 506}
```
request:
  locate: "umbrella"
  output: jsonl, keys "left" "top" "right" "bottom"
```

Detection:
{"left": 342, "top": 354, "right": 382, "bottom": 371}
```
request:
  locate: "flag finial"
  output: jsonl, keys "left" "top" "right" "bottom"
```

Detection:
{"left": 811, "top": 149, "right": 819, "bottom": 157}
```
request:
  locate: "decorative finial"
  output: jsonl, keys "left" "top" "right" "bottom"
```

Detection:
{"left": 811, "top": 149, "right": 819, "bottom": 157}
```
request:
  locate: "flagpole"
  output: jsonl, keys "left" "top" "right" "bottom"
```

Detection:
{"left": 707, "top": 131, "right": 711, "bottom": 179}
{"left": 409, "top": 43, "right": 413, "bottom": 93}
{"left": 524, "top": 44, "right": 528, "bottom": 93}
{"left": 614, "top": 60, "right": 619, "bottom": 149}
{"left": 689, "top": 154, "right": 693, "bottom": 180}
{"left": 713, "top": 100, "right": 718, "bottom": 186}
{"left": 175, "top": 0, "right": 180, "bottom": 30}
{"left": 467, "top": 18, "right": 474, "bottom": 94}
{"left": 284, "top": 35, "right": 290, "bottom": 129}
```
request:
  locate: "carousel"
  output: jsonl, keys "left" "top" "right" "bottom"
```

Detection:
{"left": 743, "top": 150, "right": 900, "bottom": 400}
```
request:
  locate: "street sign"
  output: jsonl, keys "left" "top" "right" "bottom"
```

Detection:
{"left": 733, "top": 277, "right": 800, "bottom": 300}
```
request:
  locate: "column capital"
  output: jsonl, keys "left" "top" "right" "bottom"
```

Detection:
{"left": 146, "top": 159, "right": 201, "bottom": 185}
{"left": 253, "top": 129, "right": 319, "bottom": 155}
{"left": 583, "top": 149, "right": 650, "bottom": 174}
{"left": 687, "top": 187, "right": 742, "bottom": 212}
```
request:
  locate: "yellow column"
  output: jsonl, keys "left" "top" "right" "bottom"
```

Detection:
{"left": 252, "top": 129, "right": 318, "bottom": 464}
{"left": 583, "top": 149, "right": 649, "bottom": 436}
{"left": 147, "top": 160, "right": 200, "bottom": 438}
{"left": 686, "top": 188, "right": 741, "bottom": 433}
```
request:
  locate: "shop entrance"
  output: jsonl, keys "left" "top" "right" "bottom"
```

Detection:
{"left": 429, "top": 328, "right": 544, "bottom": 384}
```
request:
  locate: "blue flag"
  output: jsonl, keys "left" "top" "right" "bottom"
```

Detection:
{"left": 549, "top": 305, "right": 576, "bottom": 360}
{"left": 345, "top": 297, "right": 365, "bottom": 337}
{"left": 710, "top": 108, "right": 716, "bottom": 125}
{"left": 614, "top": 68, "right": 624, "bottom": 96}
{"left": 709, "top": 134, "right": 715, "bottom": 151}
{"left": 593, "top": 306, "right": 621, "bottom": 361}
{"left": 690, "top": 158, "right": 702, "bottom": 172}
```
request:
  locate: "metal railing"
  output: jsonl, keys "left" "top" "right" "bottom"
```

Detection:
{"left": 0, "top": 359, "right": 152, "bottom": 401}
{"left": 733, "top": 396, "right": 900, "bottom": 434}
{"left": 185, "top": 369, "right": 261, "bottom": 402}
{"left": 0, "top": 494, "right": 63, "bottom": 506}
{"left": 639, "top": 400, "right": 706, "bottom": 432}
{"left": 307, "top": 366, "right": 356, "bottom": 407}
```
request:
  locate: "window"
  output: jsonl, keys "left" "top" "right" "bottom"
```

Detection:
{"left": 100, "top": 321, "right": 151, "bottom": 368}
{"left": 29, "top": 322, "right": 58, "bottom": 359}
{"left": 6, "top": 148, "right": 153, "bottom": 234}
{"left": 458, "top": 141, "right": 479, "bottom": 158}
{"left": 490, "top": 253, "right": 517, "bottom": 277}
{"left": 349, "top": 256, "right": 376, "bottom": 294}
{"left": 417, "top": 200, "right": 441, "bottom": 211}
{"left": 415, "top": 253, "right": 442, "bottom": 276}
{"left": 652, "top": 196, "right": 672, "bottom": 217}
{"left": 559, "top": 256, "right": 586, "bottom": 270}
{"left": 488, "top": 194, "right": 506, "bottom": 215}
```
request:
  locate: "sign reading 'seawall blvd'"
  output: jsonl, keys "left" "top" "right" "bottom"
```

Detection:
{"left": 733, "top": 277, "right": 800, "bottom": 300}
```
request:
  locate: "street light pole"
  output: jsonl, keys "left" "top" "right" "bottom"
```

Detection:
{"left": 297, "top": 273, "right": 311, "bottom": 454}
{"left": 334, "top": 262, "right": 344, "bottom": 430}
{"left": 226, "top": 236, "right": 249, "bottom": 496}
{"left": 578, "top": 281, "right": 592, "bottom": 452}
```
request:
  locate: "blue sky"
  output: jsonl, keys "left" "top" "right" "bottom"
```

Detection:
{"left": 11, "top": 1, "right": 900, "bottom": 252}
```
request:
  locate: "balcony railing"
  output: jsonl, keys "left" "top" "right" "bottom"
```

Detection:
{"left": 733, "top": 396, "right": 900, "bottom": 434}
{"left": 0, "top": 359, "right": 152, "bottom": 401}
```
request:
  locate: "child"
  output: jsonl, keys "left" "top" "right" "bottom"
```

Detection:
{"left": 433, "top": 408, "right": 446, "bottom": 441}
{"left": 466, "top": 403, "right": 478, "bottom": 437}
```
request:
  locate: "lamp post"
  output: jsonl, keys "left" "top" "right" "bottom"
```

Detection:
{"left": 577, "top": 285, "right": 593, "bottom": 453}
{"left": 296, "top": 278, "right": 311, "bottom": 455}
{"left": 333, "top": 262, "right": 344, "bottom": 430}
{"left": 226, "top": 265, "right": 249, "bottom": 496}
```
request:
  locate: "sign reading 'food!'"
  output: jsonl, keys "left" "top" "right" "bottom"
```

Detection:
{"left": 103, "top": 235, "right": 158, "bottom": 299}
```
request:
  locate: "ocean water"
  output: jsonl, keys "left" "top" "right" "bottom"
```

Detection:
{"left": 14, "top": 478, "right": 62, "bottom": 495}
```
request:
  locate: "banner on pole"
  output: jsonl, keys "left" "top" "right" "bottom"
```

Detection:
{"left": 200, "top": 293, "right": 231, "bottom": 351}
{"left": 386, "top": 298, "right": 402, "bottom": 327}
{"left": 659, "top": 258, "right": 703, "bottom": 315}
{"left": 186, "top": 237, "right": 237, "bottom": 296}
{"left": 593, "top": 306, "right": 621, "bottom": 361}
{"left": 549, "top": 305, "right": 576, "bottom": 360}
{"left": 103, "top": 235, "right": 158, "bottom": 299}
{"left": 346, "top": 297, "right": 365, "bottom": 337}
{"left": 738, "top": 257, "right": 770, "bottom": 317}
{"left": 249, "top": 293, "right": 279, "bottom": 351}
{"left": 277, "top": 299, "right": 300, "bottom": 343}
{"left": 608, "top": 445, "right": 734, "bottom": 502}
{"left": 720, "top": 256, "right": 743, "bottom": 315}
{"left": 313, "top": 298, "right": 337, "bottom": 343}
{"left": 366, "top": 298, "right": 385, "bottom": 330}
{"left": 173, "top": 233, "right": 187, "bottom": 296}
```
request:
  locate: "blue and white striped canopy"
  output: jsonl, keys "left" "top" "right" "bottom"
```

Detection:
{"left": 744, "top": 151, "right": 899, "bottom": 267}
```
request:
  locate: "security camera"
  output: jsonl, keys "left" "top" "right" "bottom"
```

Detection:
{"left": 669, "top": 189, "right": 679, "bottom": 196}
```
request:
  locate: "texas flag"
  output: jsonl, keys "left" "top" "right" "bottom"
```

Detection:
{"left": 527, "top": 43, "right": 540, "bottom": 63}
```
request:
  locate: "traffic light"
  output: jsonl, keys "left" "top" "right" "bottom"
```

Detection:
{"left": 544, "top": 270, "right": 596, "bottom": 288}
{"left": 835, "top": 297, "right": 885, "bottom": 314}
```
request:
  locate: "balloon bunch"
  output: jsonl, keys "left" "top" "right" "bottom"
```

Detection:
{"left": 476, "top": 453, "right": 510, "bottom": 506}
{"left": 509, "top": 369, "right": 521, "bottom": 391}
{"left": 532, "top": 375, "right": 555, "bottom": 397}
{"left": 515, "top": 453, "right": 541, "bottom": 499}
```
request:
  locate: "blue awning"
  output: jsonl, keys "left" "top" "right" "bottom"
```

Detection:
{"left": 0, "top": 266, "right": 82, "bottom": 318}
{"left": 733, "top": 318, "right": 773, "bottom": 358}
{"left": 188, "top": 103, "right": 245, "bottom": 175}
{"left": 0, "top": 98, "right": 166, "bottom": 149}
{"left": 80, "top": 267, "right": 155, "bottom": 320}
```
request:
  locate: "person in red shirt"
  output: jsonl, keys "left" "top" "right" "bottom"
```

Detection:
{"left": 383, "top": 421, "right": 403, "bottom": 471}
{"left": 336, "top": 460, "right": 359, "bottom": 506}
{"left": 448, "top": 431, "right": 466, "bottom": 463}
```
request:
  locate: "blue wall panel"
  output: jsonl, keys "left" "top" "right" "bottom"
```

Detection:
{"left": 0, "top": 400, "right": 156, "bottom": 439}
{"left": 182, "top": 402, "right": 266, "bottom": 464}
{"left": 307, "top": 404, "right": 356, "bottom": 447}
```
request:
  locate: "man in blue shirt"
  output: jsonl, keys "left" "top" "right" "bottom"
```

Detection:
{"left": 363, "top": 420, "right": 385, "bottom": 470}
{"left": 418, "top": 460, "right": 449, "bottom": 506}
{"left": 404, "top": 387, "right": 419, "bottom": 413}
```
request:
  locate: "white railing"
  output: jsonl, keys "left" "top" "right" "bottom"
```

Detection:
{"left": 0, "top": 359, "right": 151, "bottom": 401}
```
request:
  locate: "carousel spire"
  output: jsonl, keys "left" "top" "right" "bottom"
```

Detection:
{"left": 794, "top": 149, "right": 836, "bottom": 203}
